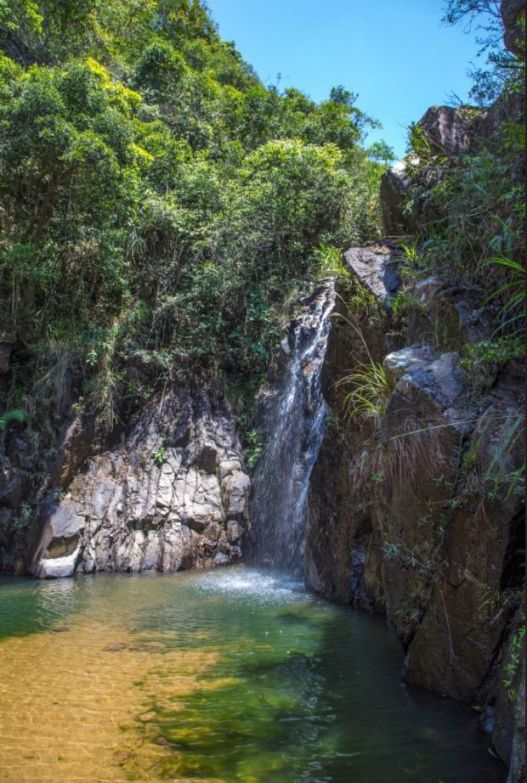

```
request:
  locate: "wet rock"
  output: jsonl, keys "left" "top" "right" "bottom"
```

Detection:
{"left": 506, "top": 653, "right": 526, "bottom": 782}
{"left": 55, "top": 415, "right": 95, "bottom": 487}
{"left": 250, "top": 283, "right": 336, "bottom": 572}
{"left": 223, "top": 470, "right": 251, "bottom": 517}
{"left": 404, "top": 400, "right": 525, "bottom": 700}
{"left": 0, "top": 468, "right": 31, "bottom": 508}
{"left": 226, "top": 519, "right": 243, "bottom": 543}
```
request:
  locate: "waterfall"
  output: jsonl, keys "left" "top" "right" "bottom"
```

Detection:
{"left": 248, "top": 281, "right": 335, "bottom": 575}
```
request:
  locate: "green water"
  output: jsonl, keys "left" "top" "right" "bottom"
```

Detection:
{"left": 0, "top": 567, "right": 505, "bottom": 782}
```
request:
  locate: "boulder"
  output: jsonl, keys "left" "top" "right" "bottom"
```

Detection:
{"left": 344, "top": 245, "right": 400, "bottom": 301}
{"left": 32, "top": 497, "right": 85, "bottom": 578}
{"left": 404, "top": 401, "right": 525, "bottom": 701}
{"left": 383, "top": 344, "right": 434, "bottom": 386}
{"left": 29, "top": 391, "right": 250, "bottom": 577}
{"left": 417, "top": 105, "right": 472, "bottom": 157}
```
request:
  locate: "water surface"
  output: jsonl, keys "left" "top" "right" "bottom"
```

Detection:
{"left": 0, "top": 567, "right": 504, "bottom": 782}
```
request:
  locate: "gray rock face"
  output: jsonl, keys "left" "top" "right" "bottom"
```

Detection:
{"left": 30, "top": 392, "right": 249, "bottom": 578}
{"left": 383, "top": 345, "right": 434, "bottom": 386}
{"left": 344, "top": 245, "right": 400, "bottom": 301}
{"left": 417, "top": 105, "right": 472, "bottom": 157}
{"left": 380, "top": 161, "right": 415, "bottom": 236}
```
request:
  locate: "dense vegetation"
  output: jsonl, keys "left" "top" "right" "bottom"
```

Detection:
{"left": 0, "top": 0, "right": 387, "bottom": 437}
{"left": 395, "top": 1, "right": 525, "bottom": 377}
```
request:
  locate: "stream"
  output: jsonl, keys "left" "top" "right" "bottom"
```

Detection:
{"left": 0, "top": 567, "right": 504, "bottom": 782}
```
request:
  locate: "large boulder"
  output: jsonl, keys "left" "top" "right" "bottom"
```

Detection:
{"left": 29, "top": 391, "right": 250, "bottom": 577}
{"left": 417, "top": 105, "right": 473, "bottom": 157}
{"left": 344, "top": 244, "right": 401, "bottom": 301}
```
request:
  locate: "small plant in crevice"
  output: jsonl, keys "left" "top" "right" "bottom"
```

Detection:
{"left": 0, "top": 409, "right": 27, "bottom": 431}
{"left": 503, "top": 625, "right": 526, "bottom": 702}
{"left": 12, "top": 502, "right": 32, "bottom": 529}
{"left": 390, "top": 289, "right": 428, "bottom": 333}
{"left": 324, "top": 412, "right": 352, "bottom": 449}
{"left": 152, "top": 446, "right": 167, "bottom": 467}
{"left": 344, "top": 279, "right": 383, "bottom": 327}
{"left": 337, "top": 361, "right": 390, "bottom": 428}
{"left": 483, "top": 256, "right": 527, "bottom": 336}
{"left": 314, "top": 244, "right": 349, "bottom": 283}
{"left": 243, "top": 428, "right": 264, "bottom": 471}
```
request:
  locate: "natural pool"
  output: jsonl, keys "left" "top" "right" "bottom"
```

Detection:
{"left": 0, "top": 567, "right": 504, "bottom": 783}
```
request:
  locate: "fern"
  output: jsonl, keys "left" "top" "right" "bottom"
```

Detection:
{"left": 0, "top": 409, "right": 27, "bottom": 431}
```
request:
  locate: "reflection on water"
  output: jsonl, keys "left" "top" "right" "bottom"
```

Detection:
{"left": 0, "top": 567, "right": 505, "bottom": 783}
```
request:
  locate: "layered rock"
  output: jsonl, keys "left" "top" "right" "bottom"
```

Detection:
{"left": 28, "top": 391, "right": 249, "bottom": 577}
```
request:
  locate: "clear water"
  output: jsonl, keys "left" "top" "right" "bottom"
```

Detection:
{"left": 0, "top": 567, "right": 504, "bottom": 783}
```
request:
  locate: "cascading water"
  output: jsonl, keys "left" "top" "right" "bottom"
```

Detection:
{"left": 249, "top": 281, "right": 335, "bottom": 575}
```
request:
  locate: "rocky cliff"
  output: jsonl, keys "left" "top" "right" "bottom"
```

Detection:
{"left": 8, "top": 391, "right": 250, "bottom": 577}
{"left": 305, "top": 90, "right": 525, "bottom": 780}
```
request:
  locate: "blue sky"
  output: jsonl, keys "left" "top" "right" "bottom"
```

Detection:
{"left": 207, "top": 0, "right": 486, "bottom": 159}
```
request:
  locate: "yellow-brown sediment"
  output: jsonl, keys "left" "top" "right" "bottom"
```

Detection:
{"left": 0, "top": 608, "right": 222, "bottom": 782}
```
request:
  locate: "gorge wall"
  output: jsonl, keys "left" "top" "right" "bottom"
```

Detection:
{"left": 305, "top": 245, "right": 525, "bottom": 780}
{"left": 305, "top": 89, "right": 525, "bottom": 780}
{"left": 1, "top": 391, "right": 250, "bottom": 577}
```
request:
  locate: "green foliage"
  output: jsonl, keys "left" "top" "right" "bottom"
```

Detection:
{"left": 0, "top": 0, "right": 383, "bottom": 446}
{"left": 0, "top": 409, "right": 27, "bottom": 430}
{"left": 462, "top": 336, "right": 525, "bottom": 370}
{"left": 314, "top": 245, "right": 350, "bottom": 282}
{"left": 243, "top": 428, "right": 264, "bottom": 471}
{"left": 484, "top": 257, "right": 527, "bottom": 335}
{"left": 337, "top": 361, "right": 390, "bottom": 427}
{"left": 366, "top": 139, "right": 395, "bottom": 165}
{"left": 152, "top": 446, "right": 167, "bottom": 467}
{"left": 503, "top": 625, "right": 526, "bottom": 702}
